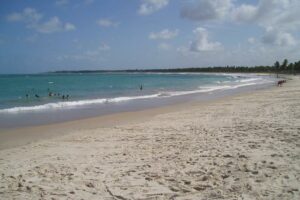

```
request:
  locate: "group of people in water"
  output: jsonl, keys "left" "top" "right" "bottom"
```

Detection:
{"left": 25, "top": 88, "right": 70, "bottom": 100}
{"left": 24, "top": 85, "right": 143, "bottom": 100}
{"left": 48, "top": 91, "right": 69, "bottom": 100}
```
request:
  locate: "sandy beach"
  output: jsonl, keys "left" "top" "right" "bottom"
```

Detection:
{"left": 0, "top": 76, "right": 299, "bottom": 200}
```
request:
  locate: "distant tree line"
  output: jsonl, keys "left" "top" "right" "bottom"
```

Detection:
{"left": 52, "top": 59, "right": 300, "bottom": 74}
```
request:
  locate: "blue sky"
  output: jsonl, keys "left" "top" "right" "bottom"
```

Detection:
{"left": 0, "top": 0, "right": 299, "bottom": 73}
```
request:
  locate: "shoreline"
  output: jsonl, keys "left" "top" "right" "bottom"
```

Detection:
{"left": 0, "top": 75, "right": 299, "bottom": 199}
{"left": 0, "top": 73, "right": 275, "bottom": 129}
{"left": 0, "top": 81, "right": 274, "bottom": 150}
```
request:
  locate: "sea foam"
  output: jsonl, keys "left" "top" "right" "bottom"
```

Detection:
{"left": 0, "top": 76, "right": 274, "bottom": 114}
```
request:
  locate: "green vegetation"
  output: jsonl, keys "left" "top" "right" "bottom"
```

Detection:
{"left": 52, "top": 59, "right": 300, "bottom": 74}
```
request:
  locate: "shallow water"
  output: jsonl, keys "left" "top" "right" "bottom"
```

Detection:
{"left": 0, "top": 73, "right": 275, "bottom": 128}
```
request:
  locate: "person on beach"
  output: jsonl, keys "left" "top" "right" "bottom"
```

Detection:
{"left": 140, "top": 84, "right": 143, "bottom": 91}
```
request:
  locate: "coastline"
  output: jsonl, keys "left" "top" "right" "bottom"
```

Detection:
{"left": 0, "top": 77, "right": 274, "bottom": 150}
{"left": 0, "top": 75, "right": 299, "bottom": 199}
{"left": 0, "top": 72, "right": 275, "bottom": 129}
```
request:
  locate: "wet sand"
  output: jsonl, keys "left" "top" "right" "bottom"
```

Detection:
{"left": 0, "top": 76, "right": 299, "bottom": 199}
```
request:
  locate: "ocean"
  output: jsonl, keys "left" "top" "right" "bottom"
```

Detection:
{"left": 0, "top": 73, "right": 275, "bottom": 128}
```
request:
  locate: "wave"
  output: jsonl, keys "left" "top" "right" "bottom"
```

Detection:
{"left": 0, "top": 94, "right": 163, "bottom": 113}
{"left": 235, "top": 78, "right": 261, "bottom": 83}
{"left": 0, "top": 78, "right": 273, "bottom": 114}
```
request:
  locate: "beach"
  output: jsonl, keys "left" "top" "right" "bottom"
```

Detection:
{"left": 0, "top": 75, "right": 299, "bottom": 199}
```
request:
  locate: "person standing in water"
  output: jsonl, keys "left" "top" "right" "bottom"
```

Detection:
{"left": 140, "top": 84, "right": 143, "bottom": 91}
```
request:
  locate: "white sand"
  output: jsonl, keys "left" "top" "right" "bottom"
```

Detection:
{"left": 0, "top": 76, "right": 299, "bottom": 200}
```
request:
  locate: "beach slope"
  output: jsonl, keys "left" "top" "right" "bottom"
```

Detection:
{"left": 0, "top": 76, "right": 299, "bottom": 199}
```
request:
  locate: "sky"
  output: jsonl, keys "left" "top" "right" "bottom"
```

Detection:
{"left": 0, "top": 0, "right": 299, "bottom": 73}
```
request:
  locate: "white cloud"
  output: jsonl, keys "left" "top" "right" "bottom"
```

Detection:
{"left": 36, "top": 17, "right": 75, "bottom": 33}
{"left": 262, "top": 27, "right": 296, "bottom": 46}
{"left": 232, "top": 0, "right": 300, "bottom": 30}
{"left": 149, "top": 29, "right": 178, "bottom": 40}
{"left": 231, "top": 0, "right": 300, "bottom": 46}
{"left": 180, "top": 0, "right": 299, "bottom": 49}
{"left": 6, "top": 8, "right": 75, "bottom": 34}
{"left": 189, "top": 27, "right": 222, "bottom": 52}
{"left": 6, "top": 7, "right": 42, "bottom": 24}
{"left": 158, "top": 43, "right": 171, "bottom": 50}
{"left": 65, "top": 23, "right": 76, "bottom": 31}
{"left": 150, "top": 0, "right": 299, "bottom": 64}
{"left": 138, "top": 0, "right": 169, "bottom": 15}
{"left": 232, "top": 4, "right": 257, "bottom": 22}
{"left": 97, "top": 19, "right": 119, "bottom": 27}
{"left": 181, "top": 0, "right": 233, "bottom": 21}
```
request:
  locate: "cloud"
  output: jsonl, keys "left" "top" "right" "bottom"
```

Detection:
{"left": 36, "top": 17, "right": 75, "bottom": 33}
{"left": 138, "top": 0, "right": 169, "bottom": 15}
{"left": 232, "top": 0, "right": 300, "bottom": 30}
{"left": 181, "top": 0, "right": 233, "bottom": 21}
{"left": 231, "top": 0, "right": 300, "bottom": 46}
{"left": 262, "top": 27, "right": 296, "bottom": 46}
{"left": 149, "top": 29, "right": 178, "bottom": 40}
{"left": 231, "top": 4, "right": 258, "bottom": 23}
{"left": 189, "top": 27, "right": 222, "bottom": 52}
{"left": 7, "top": 7, "right": 42, "bottom": 24}
{"left": 65, "top": 23, "right": 76, "bottom": 31}
{"left": 158, "top": 43, "right": 171, "bottom": 50}
{"left": 97, "top": 19, "right": 119, "bottom": 27}
{"left": 180, "top": 0, "right": 299, "bottom": 48}
{"left": 6, "top": 8, "right": 75, "bottom": 34}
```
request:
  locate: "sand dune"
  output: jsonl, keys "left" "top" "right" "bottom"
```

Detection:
{"left": 0, "top": 76, "right": 299, "bottom": 199}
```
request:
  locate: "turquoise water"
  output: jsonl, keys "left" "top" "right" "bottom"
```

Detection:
{"left": 0, "top": 72, "right": 276, "bottom": 128}
{"left": 0, "top": 73, "right": 272, "bottom": 112}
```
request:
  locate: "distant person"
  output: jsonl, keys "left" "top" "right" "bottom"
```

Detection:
{"left": 25, "top": 94, "right": 29, "bottom": 99}
{"left": 140, "top": 84, "right": 143, "bottom": 91}
{"left": 35, "top": 94, "right": 40, "bottom": 98}
{"left": 48, "top": 92, "right": 53, "bottom": 97}
{"left": 62, "top": 95, "right": 65, "bottom": 100}
{"left": 66, "top": 95, "right": 69, "bottom": 100}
